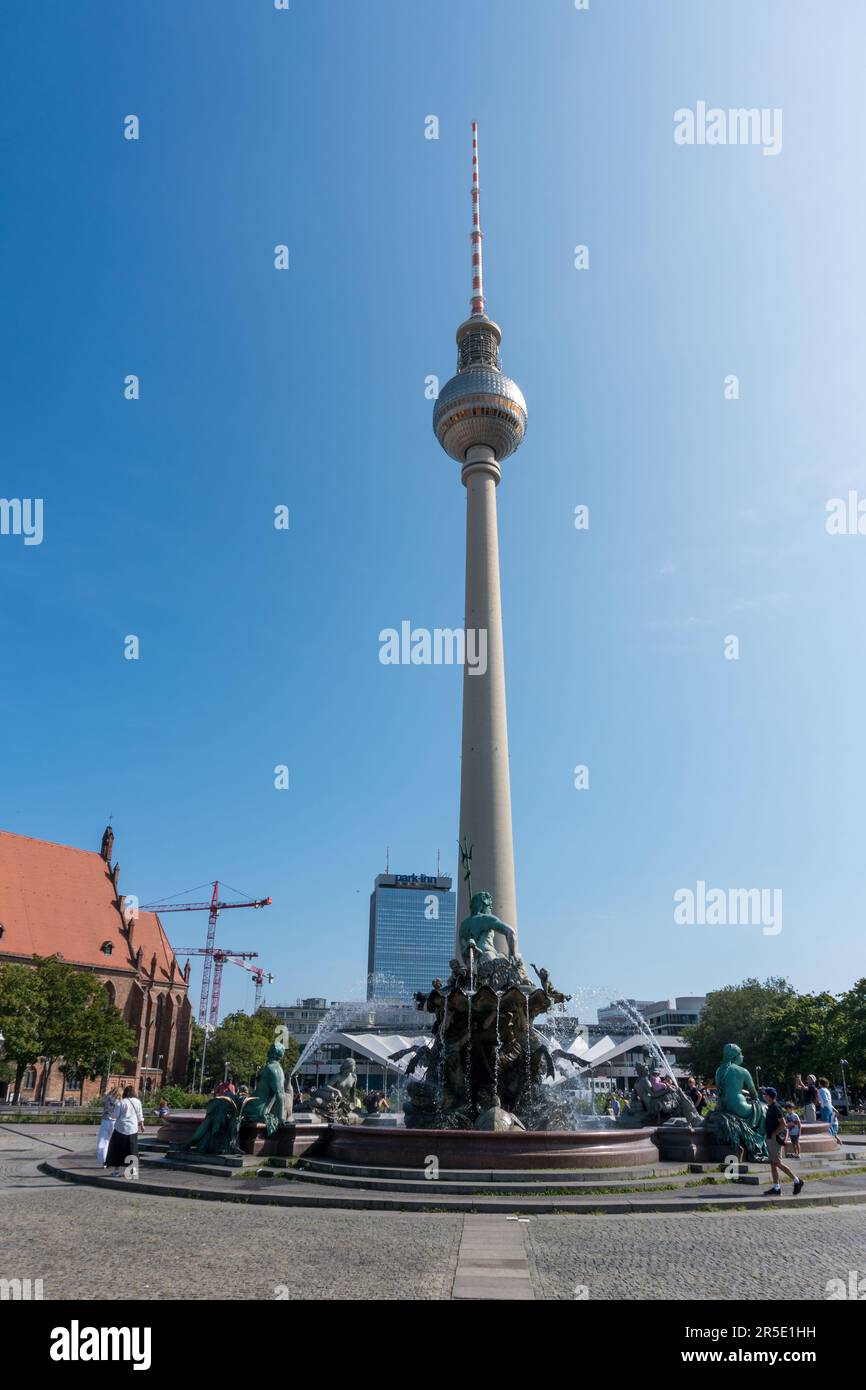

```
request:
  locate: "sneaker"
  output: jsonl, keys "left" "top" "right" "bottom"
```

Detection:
{"left": 763, "top": 1186, "right": 782, "bottom": 1195}
{"left": 793, "top": 1178, "right": 804, "bottom": 1195}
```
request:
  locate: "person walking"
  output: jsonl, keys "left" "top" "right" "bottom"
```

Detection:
{"left": 816, "top": 1077, "right": 833, "bottom": 1124}
{"left": 105, "top": 1086, "right": 144, "bottom": 1178}
{"left": 762, "top": 1087, "right": 803, "bottom": 1196}
{"left": 96, "top": 1086, "right": 119, "bottom": 1167}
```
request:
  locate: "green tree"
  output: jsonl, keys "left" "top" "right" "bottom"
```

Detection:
{"left": 835, "top": 978, "right": 866, "bottom": 1090}
{"left": 205, "top": 1009, "right": 297, "bottom": 1088}
{"left": 34, "top": 956, "right": 135, "bottom": 1101}
{"left": 187, "top": 1020, "right": 205, "bottom": 1087}
{"left": 57, "top": 979, "right": 136, "bottom": 1101}
{"left": 761, "top": 991, "right": 841, "bottom": 1092}
{"left": 0, "top": 956, "right": 136, "bottom": 1101}
{"left": 682, "top": 977, "right": 795, "bottom": 1081}
{"left": 0, "top": 962, "right": 45, "bottom": 1098}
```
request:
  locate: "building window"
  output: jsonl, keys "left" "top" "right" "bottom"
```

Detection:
{"left": 101, "top": 941, "right": 114, "bottom": 955}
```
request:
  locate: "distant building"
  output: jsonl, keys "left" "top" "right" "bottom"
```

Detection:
{"left": 366, "top": 873, "right": 455, "bottom": 1000}
{"left": 596, "top": 1000, "right": 657, "bottom": 1035}
{"left": 644, "top": 997, "right": 706, "bottom": 1032}
{"left": 0, "top": 826, "right": 192, "bottom": 1103}
{"left": 270, "top": 997, "right": 330, "bottom": 1046}
{"left": 595, "top": 997, "right": 706, "bottom": 1038}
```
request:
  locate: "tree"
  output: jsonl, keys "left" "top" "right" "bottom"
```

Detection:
{"left": 835, "top": 979, "right": 866, "bottom": 1090}
{"left": 186, "top": 1021, "right": 205, "bottom": 1088}
{"left": 32, "top": 957, "right": 135, "bottom": 1101}
{"left": 205, "top": 1009, "right": 297, "bottom": 1088}
{"left": 761, "top": 991, "right": 841, "bottom": 1092}
{"left": 682, "top": 977, "right": 795, "bottom": 1081}
{"left": 0, "top": 963, "right": 45, "bottom": 1099}
{"left": 58, "top": 979, "right": 136, "bottom": 1101}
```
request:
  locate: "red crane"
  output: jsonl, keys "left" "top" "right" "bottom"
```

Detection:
{"left": 175, "top": 949, "right": 259, "bottom": 1028}
{"left": 140, "top": 881, "right": 271, "bottom": 1026}
{"left": 226, "top": 956, "right": 273, "bottom": 1011}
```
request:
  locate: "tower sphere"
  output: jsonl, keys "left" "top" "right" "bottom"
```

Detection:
{"left": 433, "top": 363, "right": 528, "bottom": 463}
{"left": 433, "top": 316, "right": 528, "bottom": 463}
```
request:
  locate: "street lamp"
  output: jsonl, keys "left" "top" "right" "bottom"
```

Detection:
{"left": 840, "top": 1059, "right": 850, "bottom": 1106}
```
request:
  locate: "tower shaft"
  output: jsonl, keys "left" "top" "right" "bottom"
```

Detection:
{"left": 457, "top": 444, "right": 518, "bottom": 953}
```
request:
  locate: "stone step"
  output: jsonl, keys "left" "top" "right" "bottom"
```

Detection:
{"left": 139, "top": 1153, "right": 249, "bottom": 1178}
{"left": 44, "top": 1155, "right": 865, "bottom": 1216}
{"left": 286, "top": 1167, "right": 703, "bottom": 1197}
{"left": 296, "top": 1157, "right": 676, "bottom": 1184}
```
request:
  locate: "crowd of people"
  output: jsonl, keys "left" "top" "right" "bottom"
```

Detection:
{"left": 603, "top": 1067, "right": 852, "bottom": 1197}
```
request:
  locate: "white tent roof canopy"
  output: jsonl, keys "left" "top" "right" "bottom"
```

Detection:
{"left": 301, "top": 1029, "right": 690, "bottom": 1075}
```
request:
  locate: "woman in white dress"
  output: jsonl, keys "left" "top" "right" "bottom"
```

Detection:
{"left": 105, "top": 1086, "right": 145, "bottom": 1177}
{"left": 96, "top": 1087, "right": 119, "bottom": 1167}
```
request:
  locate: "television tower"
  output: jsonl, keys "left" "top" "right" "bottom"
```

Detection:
{"left": 432, "top": 123, "right": 527, "bottom": 957}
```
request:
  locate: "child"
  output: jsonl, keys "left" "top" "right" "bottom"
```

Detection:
{"left": 829, "top": 1106, "right": 843, "bottom": 1147}
{"left": 783, "top": 1101, "right": 801, "bottom": 1158}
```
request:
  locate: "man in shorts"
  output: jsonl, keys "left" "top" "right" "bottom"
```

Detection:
{"left": 762, "top": 1087, "right": 804, "bottom": 1196}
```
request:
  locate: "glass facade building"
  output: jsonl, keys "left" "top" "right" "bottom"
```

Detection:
{"left": 367, "top": 873, "right": 456, "bottom": 1000}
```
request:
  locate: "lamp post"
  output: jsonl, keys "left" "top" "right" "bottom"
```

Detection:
{"left": 104, "top": 1050, "right": 116, "bottom": 1096}
{"left": 840, "top": 1059, "right": 849, "bottom": 1108}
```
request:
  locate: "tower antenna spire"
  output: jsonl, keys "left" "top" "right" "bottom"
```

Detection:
{"left": 470, "top": 121, "right": 485, "bottom": 318}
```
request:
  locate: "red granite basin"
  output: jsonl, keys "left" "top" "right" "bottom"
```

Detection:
{"left": 325, "top": 1123, "right": 660, "bottom": 1170}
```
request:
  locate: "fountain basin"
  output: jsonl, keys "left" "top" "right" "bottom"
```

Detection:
{"left": 325, "top": 1122, "right": 659, "bottom": 1170}
{"left": 655, "top": 1120, "right": 839, "bottom": 1164}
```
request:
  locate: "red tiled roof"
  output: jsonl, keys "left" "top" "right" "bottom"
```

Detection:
{"left": 0, "top": 829, "right": 182, "bottom": 984}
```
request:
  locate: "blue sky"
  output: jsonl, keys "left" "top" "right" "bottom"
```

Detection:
{"left": 2, "top": 1, "right": 864, "bottom": 1019}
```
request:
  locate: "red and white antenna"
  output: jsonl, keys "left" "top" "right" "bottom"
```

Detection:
{"left": 470, "top": 121, "right": 485, "bottom": 318}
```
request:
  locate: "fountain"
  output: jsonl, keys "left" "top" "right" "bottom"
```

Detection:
{"left": 325, "top": 891, "right": 661, "bottom": 1169}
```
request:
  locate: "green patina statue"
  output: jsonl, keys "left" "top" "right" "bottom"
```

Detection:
{"left": 175, "top": 1027, "right": 292, "bottom": 1156}
{"left": 399, "top": 881, "right": 570, "bottom": 1129}
{"left": 459, "top": 890, "right": 525, "bottom": 973}
{"left": 704, "top": 1042, "right": 767, "bottom": 1161}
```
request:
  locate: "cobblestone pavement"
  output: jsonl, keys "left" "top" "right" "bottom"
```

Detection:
{"left": 3, "top": 1124, "right": 865, "bottom": 1301}
{"left": 0, "top": 1126, "right": 461, "bottom": 1300}
{"left": 527, "top": 1207, "right": 866, "bottom": 1300}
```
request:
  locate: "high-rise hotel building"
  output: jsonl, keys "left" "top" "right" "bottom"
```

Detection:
{"left": 366, "top": 873, "right": 456, "bottom": 1000}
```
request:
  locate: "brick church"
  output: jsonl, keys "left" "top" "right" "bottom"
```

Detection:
{"left": 0, "top": 825, "right": 193, "bottom": 1102}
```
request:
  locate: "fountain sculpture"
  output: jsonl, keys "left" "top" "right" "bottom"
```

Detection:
{"left": 393, "top": 889, "right": 583, "bottom": 1131}
{"left": 170, "top": 1025, "right": 293, "bottom": 1156}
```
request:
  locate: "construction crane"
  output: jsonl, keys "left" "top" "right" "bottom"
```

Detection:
{"left": 175, "top": 949, "right": 259, "bottom": 1029}
{"left": 140, "top": 881, "right": 271, "bottom": 1027}
{"left": 239, "top": 962, "right": 275, "bottom": 1012}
